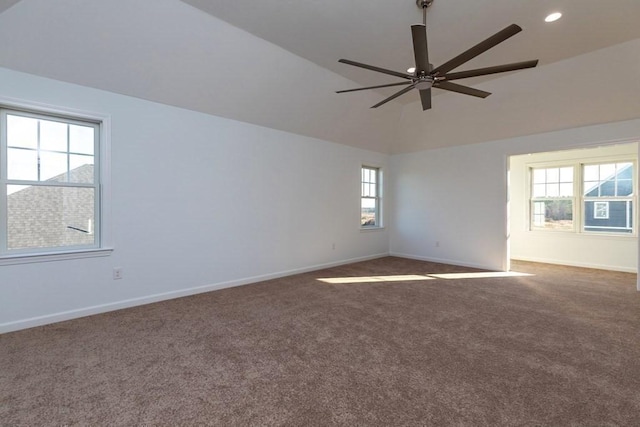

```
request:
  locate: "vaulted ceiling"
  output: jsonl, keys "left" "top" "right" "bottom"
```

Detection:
{"left": 0, "top": 0, "right": 638, "bottom": 154}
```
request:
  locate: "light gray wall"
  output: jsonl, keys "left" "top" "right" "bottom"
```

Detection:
{"left": 2, "top": 71, "right": 640, "bottom": 333}
{"left": 389, "top": 119, "right": 640, "bottom": 275}
{"left": 0, "top": 67, "right": 389, "bottom": 333}
{"left": 389, "top": 142, "right": 510, "bottom": 270}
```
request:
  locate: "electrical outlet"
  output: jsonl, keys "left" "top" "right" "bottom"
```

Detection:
{"left": 332, "top": 243, "right": 336, "bottom": 250}
{"left": 435, "top": 241, "right": 440, "bottom": 248}
{"left": 113, "top": 267, "right": 123, "bottom": 280}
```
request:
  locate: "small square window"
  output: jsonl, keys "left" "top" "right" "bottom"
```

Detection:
{"left": 593, "top": 201, "right": 609, "bottom": 219}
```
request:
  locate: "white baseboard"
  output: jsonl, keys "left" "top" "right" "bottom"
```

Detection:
{"left": 389, "top": 252, "right": 499, "bottom": 271}
{"left": 0, "top": 252, "right": 389, "bottom": 334}
{"left": 510, "top": 256, "right": 637, "bottom": 273}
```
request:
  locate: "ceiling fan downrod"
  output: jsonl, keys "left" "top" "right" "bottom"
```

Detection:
{"left": 416, "top": 0, "right": 433, "bottom": 25}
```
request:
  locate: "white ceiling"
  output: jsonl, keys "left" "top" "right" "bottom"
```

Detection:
{"left": 181, "top": 0, "right": 640, "bottom": 104}
{"left": 0, "top": 0, "right": 19, "bottom": 13}
{"left": 0, "top": 0, "right": 638, "bottom": 154}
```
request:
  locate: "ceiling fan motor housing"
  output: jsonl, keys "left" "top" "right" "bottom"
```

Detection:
{"left": 414, "top": 76, "right": 433, "bottom": 90}
{"left": 416, "top": 0, "right": 434, "bottom": 9}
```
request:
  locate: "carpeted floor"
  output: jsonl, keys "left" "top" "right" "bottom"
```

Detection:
{"left": 1, "top": 257, "right": 639, "bottom": 426}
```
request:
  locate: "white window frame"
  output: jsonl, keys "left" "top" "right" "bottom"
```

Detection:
{"left": 582, "top": 161, "right": 635, "bottom": 234}
{"left": 0, "top": 99, "right": 112, "bottom": 265}
{"left": 527, "top": 156, "right": 636, "bottom": 237}
{"left": 529, "top": 165, "right": 576, "bottom": 232}
{"left": 361, "top": 165, "right": 382, "bottom": 229}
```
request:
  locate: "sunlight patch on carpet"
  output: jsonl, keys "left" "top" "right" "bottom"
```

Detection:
{"left": 428, "top": 271, "right": 533, "bottom": 280}
{"left": 317, "top": 275, "right": 434, "bottom": 284}
{"left": 318, "top": 271, "right": 533, "bottom": 284}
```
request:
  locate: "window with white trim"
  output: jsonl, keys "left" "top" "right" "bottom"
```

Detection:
{"left": 531, "top": 166, "right": 574, "bottom": 231}
{"left": 1, "top": 108, "right": 102, "bottom": 256}
{"left": 583, "top": 162, "right": 633, "bottom": 233}
{"left": 529, "top": 160, "right": 635, "bottom": 234}
{"left": 361, "top": 166, "right": 381, "bottom": 227}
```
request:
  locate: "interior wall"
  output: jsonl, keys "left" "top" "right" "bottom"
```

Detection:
{"left": 510, "top": 143, "right": 638, "bottom": 272}
{"left": 388, "top": 142, "right": 509, "bottom": 270}
{"left": 0, "top": 67, "right": 389, "bottom": 333}
{"left": 389, "top": 118, "right": 640, "bottom": 273}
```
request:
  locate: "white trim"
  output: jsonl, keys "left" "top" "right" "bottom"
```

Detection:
{"left": 525, "top": 229, "right": 635, "bottom": 240}
{"left": 511, "top": 255, "right": 636, "bottom": 273}
{"left": 389, "top": 252, "right": 500, "bottom": 272}
{"left": 393, "top": 252, "right": 637, "bottom": 274}
{"left": 0, "top": 96, "right": 109, "bottom": 123}
{"left": 0, "top": 247, "right": 113, "bottom": 266}
{"left": 0, "top": 252, "right": 389, "bottom": 334}
{"left": 360, "top": 226, "right": 385, "bottom": 232}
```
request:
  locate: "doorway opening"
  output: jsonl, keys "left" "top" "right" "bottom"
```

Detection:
{"left": 508, "top": 142, "right": 638, "bottom": 274}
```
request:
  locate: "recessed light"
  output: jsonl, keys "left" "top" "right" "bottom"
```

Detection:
{"left": 407, "top": 67, "right": 416, "bottom": 73}
{"left": 545, "top": 12, "right": 562, "bottom": 23}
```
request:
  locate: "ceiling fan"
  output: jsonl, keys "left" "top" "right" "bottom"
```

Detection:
{"left": 336, "top": 0, "right": 539, "bottom": 111}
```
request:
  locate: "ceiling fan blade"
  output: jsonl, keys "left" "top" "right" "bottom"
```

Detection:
{"left": 371, "top": 85, "right": 415, "bottom": 108}
{"left": 411, "top": 24, "right": 430, "bottom": 74}
{"left": 339, "top": 59, "right": 414, "bottom": 80}
{"left": 431, "top": 24, "right": 522, "bottom": 76}
{"left": 419, "top": 89, "right": 432, "bottom": 111}
{"left": 336, "top": 81, "right": 412, "bottom": 94}
{"left": 442, "top": 60, "right": 539, "bottom": 81}
{"left": 434, "top": 81, "right": 491, "bottom": 98}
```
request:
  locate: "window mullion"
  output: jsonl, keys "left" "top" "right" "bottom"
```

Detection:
{"left": 66, "top": 123, "right": 71, "bottom": 182}
{"left": 575, "top": 163, "right": 582, "bottom": 233}
{"left": 36, "top": 119, "right": 41, "bottom": 182}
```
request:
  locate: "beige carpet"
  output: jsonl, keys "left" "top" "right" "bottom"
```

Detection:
{"left": 1, "top": 257, "right": 639, "bottom": 426}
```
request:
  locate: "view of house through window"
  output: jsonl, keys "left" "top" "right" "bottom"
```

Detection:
{"left": 1, "top": 108, "right": 100, "bottom": 254}
{"left": 583, "top": 162, "right": 633, "bottom": 233}
{"left": 361, "top": 166, "right": 380, "bottom": 227}
{"left": 530, "top": 161, "right": 635, "bottom": 234}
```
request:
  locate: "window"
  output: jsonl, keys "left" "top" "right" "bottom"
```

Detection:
{"left": 530, "top": 166, "right": 574, "bottom": 230}
{"left": 583, "top": 162, "right": 633, "bottom": 233}
{"left": 361, "top": 166, "right": 381, "bottom": 227}
{"left": 529, "top": 160, "right": 635, "bottom": 234}
{"left": 1, "top": 107, "right": 103, "bottom": 257}
{"left": 593, "top": 201, "right": 609, "bottom": 219}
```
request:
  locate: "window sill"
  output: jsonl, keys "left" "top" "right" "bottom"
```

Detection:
{"left": 360, "top": 226, "right": 385, "bottom": 232}
{"left": 527, "top": 230, "right": 635, "bottom": 239}
{"left": 0, "top": 248, "right": 113, "bottom": 266}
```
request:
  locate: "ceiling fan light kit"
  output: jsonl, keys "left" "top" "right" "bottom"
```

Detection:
{"left": 337, "top": 0, "right": 539, "bottom": 111}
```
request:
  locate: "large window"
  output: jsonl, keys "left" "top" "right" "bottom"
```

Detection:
{"left": 1, "top": 108, "right": 102, "bottom": 256}
{"left": 361, "top": 166, "right": 381, "bottom": 227}
{"left": 530, "top": 161, "right": 635, "bottom": 234}
{"left": 583, "top": 162, "right": 633, "bottom": 233}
